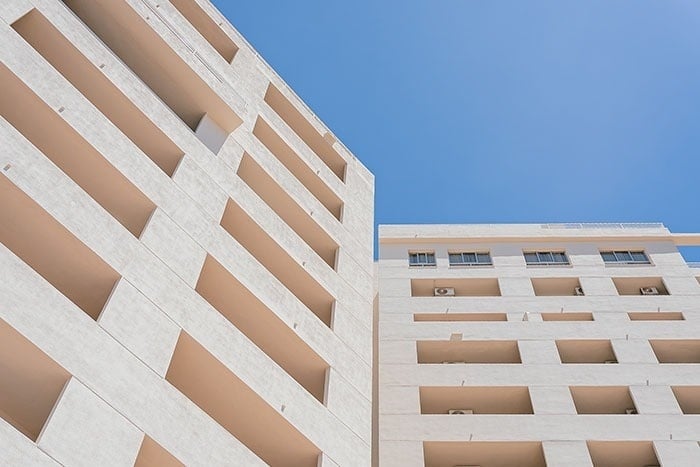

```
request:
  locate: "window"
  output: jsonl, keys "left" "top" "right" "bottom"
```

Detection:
{"left": 600, "top": 250, "right": 650, "bottom": 264}
{"left": 409, "top": 252, "right": 436, "bottom": 267}
{"left": 448, "top": 252, "right": 492, "bottom": 266}
{"left": 524, "top": 251, "right": 569, "bottom": 265}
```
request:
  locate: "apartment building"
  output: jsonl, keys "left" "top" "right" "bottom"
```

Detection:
{"left": 378, "top": 223, "right": 700, "bottom": 467}
{"left": 0, "top": 0, "right": 374, "bottom": 465}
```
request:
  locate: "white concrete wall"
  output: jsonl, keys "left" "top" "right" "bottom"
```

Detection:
{"left": 379, "top": 224, "right": 700, "bottom": 466}
{"left": 0, "top": 0, "right": 374, "bottom": 465}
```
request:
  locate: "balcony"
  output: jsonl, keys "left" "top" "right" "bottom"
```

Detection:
{"left": 414, "top": 312, "right": 507, "bottom": 322}
{"left": 628, "top": 311, "right": 683, "bottom": 321}
{"left": 423, "top": 441, "right": 545, "bottom": 467}
{"left": 417, "top": 340, "right": 521, "bottom": 364}
{"left": 541, "top": 312, "right": 593, "bottom": 322}
{"left": 569, "top": 386, "right": 637, "bottom": 414}
{"left": 649, "top": 340, "right": 700, "bottom": 363}
{"left": 134, "top": 436, "right": 183, "bottom": 467}
{"left": 411, "top": 278, "right": 501, "bottom": 297}
{"left": 420, "top": 386, "right": 533, "bottom": 414}
{"left": 587, "top": 441, "right": 659, "bottom": 466}
{"left": 556, "top": 340, "right": 617, "bottom": 364}
{"left": 612, "top": 277, "right": 669, "bottom": 296}
{"left": 531, "top": 277, "right": 583, "bottom": 297}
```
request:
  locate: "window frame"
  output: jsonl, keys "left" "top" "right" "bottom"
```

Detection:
{"left": 448, "top": 251, "right": 493, "bottom": 267}
{"left": 408, "top": 251, "right": 437, "bottom": 267}
{"left": 524, "top": 250, "right": 570, "bottom": 266}
{"left": 600, "top": 250, "right": 651, "bottom": 265}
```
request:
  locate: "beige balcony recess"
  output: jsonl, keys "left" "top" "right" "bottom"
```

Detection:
{"left": 195, "top": 255, "right": 329, "bottom": 402}
{"left": 12, "top": 9, "right": 184, "bottom": 176}
{"left": 411, "top": 278, "right": 501, "bottom": 297}
{"left": 237, "top": 153, "right": 338, "bottom": 268}
{"left": 569, "top": 386, "right": 637, "bottom": 414}
{"left": 61, "top": 0, "right": 241, "bottom": 149}
{"left": 0, "top": 64, "right": 156, "bottom": 237}
{"left": 165, "top": 332, "right": 321, "bottom": 467}
{"left": 423, "top": 441, "right": 546, "bottom": 467}
{"left": 587, "top": 441, "right": 659, "bottom": 466}
{"left": 0, "top": 176, "right": 120, "bottom": 320}
{"left": 420, "top": 386, "right": 533, "bottom": 414}
{"left": 531, "top": 277, "right": 583, "bottom": 296}
{"left": 220, "top": 199, "right": 335, "bottom": 327}
{"left": 612, "top": 277, "right": 669, "bottom": 295}
{"left": 628, "top": 311, "right": 683, "bottom": 321}
{"left": 0, "top": 319, "right": 71, "bottom": 441}
{"left": 650, "top": 340, "right": 700, "bottom": 363}
{"left": 414, "top": 312, "right": 507, "bottom": 322}
{"left": 417, "top": 340, "right": 521, "bottom": 364}
{"left": 169, "top": 0, "right": 238, "bottom": 63}
{"left": 265, "top": 85, "right": 347, "bottom": 181}
{"left": 134, "top": 436, "right": 183, "bottom": 467}
{"left": 556, "top": 340, "right": 617, "bottom": 364}
{"left": 671, "top": 386, "right": 700, "bottom": 414}
{"left": 541, "top": 312, "right": 593, "bottom": 321}
{"left": 253, "top": 118, "right": 343, "bottom": 220}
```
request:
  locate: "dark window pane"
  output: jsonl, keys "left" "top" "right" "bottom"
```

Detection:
{"left": 464, "top": 253, "right": 477, "bottom": 263}
{"left": 477, "top": 253, "right": 491, "bottom": 264}
{"left": 524, "top": 253, "right": 539, "bottom": 264}
{"left": 552, "top": 252, "right": 568, "bottom": 263}
{"left": 538, "top": 252, "right": 553, "bottom": 263}
{"left": 631, "top": 251, "right": 649, "bottom": 263}
{"left": 409, "top": 253, "right": 419, "bottom": 264}
{"left": 615, "top": 251, "right": 633, "bottom": 262}
{"left": 601, "top": 252, "right": 617, "bottom": 262}
{"left": 449, "top": 253, "right": 461, "bottom": 264}
{"left": 425, "top": 253, "right": 436, "bottom": 264}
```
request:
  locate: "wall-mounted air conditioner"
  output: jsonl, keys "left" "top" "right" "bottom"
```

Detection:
{"left": 640, "top": 287, "right": 659, "bottom": 295}
{"left": 434, "top": 287, "right": 455, "bottom": 296}
{"left": 625, "top": 408, "right": 638, "bottom": 415}
{"left": 574, "top": 286, "right": 585, "bottom": 296}
{"left": 604, "top": 359, "right": 617, "bottom": 364}
{"left": 448, "top": 409, "right": 474, "bottom": 415}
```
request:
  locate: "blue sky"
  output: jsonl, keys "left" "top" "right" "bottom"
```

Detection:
{"left": 213, "top": 1, "right": 700, "bottom": 260}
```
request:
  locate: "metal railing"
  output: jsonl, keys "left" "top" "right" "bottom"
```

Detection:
{"left": 687, "top": 262, "right": 700, "bottom": 268}
{"left": 541, "top": 223, "right": 664, "bottom": 230}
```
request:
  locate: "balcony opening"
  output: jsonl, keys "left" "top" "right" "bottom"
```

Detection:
{"left": 12, "top": 9, "right": 184, "bottom": 176}
{"left": 612, "top": 277, "right": 669, "bottom": 296}
{"left": 264, "top": 85, "right": 346, "bottom": 182}
{"left": 569, "top": 386, "right": 637, "bottom": 414}
{"left": 220, "top": 199, "right": 334, "bottom": 327}
{"left": 253, "top": 118, "right": 343, "bottom": 220}
{"left": 423, "top": 441, "right": 546, "bottom": 467}
{"left": 628, "top": 311, "right": 684, "bottom": 321}
{"left": 541, "top": 312, "right": 593, "bottom": 321}
{"left": 0, "top": 319, "right": 71, "bottom": 441}
{"left": 671, "top": 386, "right": 700, "bottom": 414}
{"left": 61, "top": 0, "right": 241, "bottom": 151}
{"left": 556, "top": 340, "right": 617, "bottom": 364}
{"left": 649, "top": 340, "right": 700, "bottom": 363}
{"left": 0, "top": 176, "right": 121, "bottom": 320}
{"left": 169, "top": 0, "right": 238, "bottom": 63}
{"left": 414, "top": 313, "right": 507, "bottom": 322}
{"left": 237, "top": 153, "right": 338, "bottom": 268}
{"left": 420, "top": 386, "right": 533, "bottom": 414}
{"left": 410, "top": 278, "right": 501, "bottom": 297}
{"left": 195, "top": 255, "right": 328, "bottom": 402}
{"left": 166, "top": 332, "right": 321, "bottom": 467}
{"left": 587, "top": 441, "right": 659, "bottom": 467}
{"left": 531, "top": 277, "right": 583, "bottom": 296}
{"left": 0, "top": 64, "right": 156, "bottom": 237}
{"left": 417, "top": 340, "right": 521, "bottom": 364}
{"left": 134, "top": 436, "right": 183, "bottom": 467}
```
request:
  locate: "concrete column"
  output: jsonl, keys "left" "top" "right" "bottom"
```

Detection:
{"left": 654, "top": 440, "right": 700, "bottom": 467}
{"left": 630, "top": 385, "right": 682, "bottom": 415}
{"left": 611, "top": 339, "right": 658, "bottom": 364}
{"left": 97, "top": 278, "right": 181, "bottom": 376}
{"left": 499, "top": 277, "right": 534, "bottom": 296}
{"left": 379, "top": 440, "right": 423, "bottom": 467}
{"left": 37, "top": 378, "right": 143, "bottom": 467}
{"left": 519, "top": 340, "right": 560, "bottom": 364}
{"left": 542, "top": 441, "right": 593, "bottom": 466}
{"left": 530, "top": 386, "right": 576, "bottom": 414}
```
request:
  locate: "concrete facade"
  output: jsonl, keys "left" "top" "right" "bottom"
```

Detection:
{"left": 378, "top": 223, "right": 700, "bottom": 467}
{"left": 0, "top": 1, "right": 374, "bottom": 466}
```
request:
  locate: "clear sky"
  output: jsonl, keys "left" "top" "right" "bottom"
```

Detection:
{"left": 212, "top": 1, "right": 700, "bottom": 260}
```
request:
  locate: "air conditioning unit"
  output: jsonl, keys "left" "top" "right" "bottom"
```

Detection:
{"left": 625, "top": 408, "right": 638, "bottom": 415}
{"left": 448, "top": 409, "right": 474, "bottom": 415}
{"left": 640, "top": 287, "right": 659, "bottom": 295}
{"left": 574, "top": 286, "right": 585, "bottom": 296}
{"left": 434, "top": 287, "right": 455, "bottom": 296}
{"left": 604, "top": 359, "right": 617, "bottom": 364}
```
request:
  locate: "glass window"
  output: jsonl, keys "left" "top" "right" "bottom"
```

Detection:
{"left": 525, "top": 251, "right": 569, "bottom": 265}
{"left": 449, "top": 251, "right": 492, "bottom": 266}
{"left": 600, "top": 250, "right": 650, "bottom": 264}
{"left": 409, "top": 252, "right": 435, "bottom": 266}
